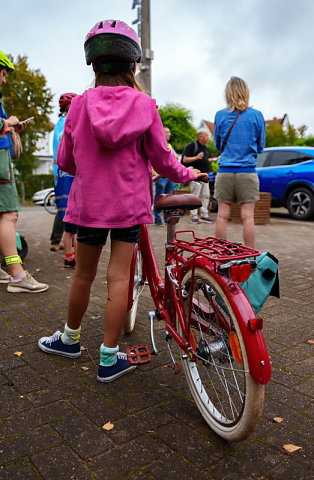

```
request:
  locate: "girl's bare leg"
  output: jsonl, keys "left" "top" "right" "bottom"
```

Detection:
{"left": 240, "top": 202, "right": 256, "bottom": 248}
{"left": 103, "top": 240, "right": 134, "bottom": 348}
{"left": 0, "top": 212, "right": 23, "bottom": 276}
{"left": 215, "top": 202, "right": 231, "bottom": 240}
{"left": 67, "top": 242, "right": 103, "bottom": 329}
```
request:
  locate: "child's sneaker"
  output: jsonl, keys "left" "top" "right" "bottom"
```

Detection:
{"left": 0, "top": 267, "right": 10, "bottom": 284}
{"left": 64, "top": 257, "right": 76, "bottom": 268}
{"left": 38, "top": 330, "right": 81, "bottom": 358}
{"left": 97, "top": 352, "right": 136, "bottom": 383}
{"left": 190, "top": 218, "right": 200, "bottom": 224}
{"left": 199, "top": 217, "right": 214, "bottom": 224}
{"left": 7, "top": 271, "right": 49, "bottom": 293}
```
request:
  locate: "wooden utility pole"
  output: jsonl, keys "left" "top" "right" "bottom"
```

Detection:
{"left": 139, "top": 0, "right": 153, "bottom": 96}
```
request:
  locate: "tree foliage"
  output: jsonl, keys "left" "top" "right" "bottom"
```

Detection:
{"left": 1, "top": 55, "right": 54, "bottom": 181}
{"left": 158, "top": 102, "right": 197, "bottom": 152}
{"left": 265, "top": 123, "right": 297, "bottom": 147}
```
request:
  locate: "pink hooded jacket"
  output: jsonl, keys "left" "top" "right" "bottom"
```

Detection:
{"left": 57, "top": 86, "right": 196, "bottom": 228}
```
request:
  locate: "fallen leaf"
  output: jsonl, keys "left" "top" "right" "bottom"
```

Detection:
{"left": 14, "top": 351, "right": 23, "bottom": 357}
{"left": 59, "top": 267, "right": 65, "bottom": 271}
{"left": 81, "top": 366, "right": 89, "bottom": 371}
{"left": 66, "top": 276, "right": 71, "bottom": 279}
{"left": 35, "top": 268, "right": 41, "bottom": 272}
{"left": 273, "top": 417, "right": 284, "bottom": 423}
{"left": 283, "top": 444, "right": 302, "bottom": 453}
{"left": 307, "top": 340, "right": 314, "bottom": 344}
{"left": 102, "top": 422, "right": 114, "bottom": 431}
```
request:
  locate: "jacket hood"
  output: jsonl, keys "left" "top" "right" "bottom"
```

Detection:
{"left": 82, "top": 86, "right": 157, "bottom": 149}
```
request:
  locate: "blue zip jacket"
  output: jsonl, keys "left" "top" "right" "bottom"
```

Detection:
{"left": 214, "top": 107, "right": 265, "bottom": 172}
{"left": 0, "top": 93, "right": 14, "bottom": 158}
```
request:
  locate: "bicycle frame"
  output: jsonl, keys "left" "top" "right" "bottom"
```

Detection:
{"left": 129, "top": 217, "right": 271, "bottom": 386}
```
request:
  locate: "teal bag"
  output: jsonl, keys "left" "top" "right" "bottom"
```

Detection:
{"left": 240, "top": 252, "right": 280, "bottom": 314}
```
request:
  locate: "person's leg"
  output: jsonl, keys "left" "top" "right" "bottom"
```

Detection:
{"left": 240, "top": 202, "right": 256, "bottom": 248}
{"left": 189, "top": 181, "right": 202, "bottom": 220}
{"left": 50, "top": 213, "right": 64, "bottom": 249}
{"left": 154, "top": 178, "right": 166, "bottom": 224}
{"left": 0, "top": 212, "right": 23, "bottom": 277}
{"left": 199, "top": 183, "right": 211, "bottom": 220}
{"left": 67, "top": 242, "right": 103, "bottom": 329}
{"left": 215, "top": 202, "right": 231, "bottom": 240}
{"left": 103, "top": 239, "right": 135, "bottom": 347}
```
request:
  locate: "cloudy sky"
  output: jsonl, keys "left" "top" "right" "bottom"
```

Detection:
{"left": 2, "top": 0, "right": 314, "bottom": 137}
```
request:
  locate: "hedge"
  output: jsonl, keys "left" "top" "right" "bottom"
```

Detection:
{"left": 15, "top": 174, "right": 54, "bottom": 200}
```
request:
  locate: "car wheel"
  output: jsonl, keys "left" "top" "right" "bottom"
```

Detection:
{"left": 287, "top": 187, "right": 314, "bottom": 220}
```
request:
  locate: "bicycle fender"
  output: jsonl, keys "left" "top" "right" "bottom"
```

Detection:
{"left": 127, "top": 243, "right": 140, "bottom": 312}
{"left": 195, "top": 258, "right": 272, "bottom": 385}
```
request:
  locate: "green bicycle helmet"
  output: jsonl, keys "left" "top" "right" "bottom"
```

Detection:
{"left": 0, "top": 51, "right": 14, "bottom": 72}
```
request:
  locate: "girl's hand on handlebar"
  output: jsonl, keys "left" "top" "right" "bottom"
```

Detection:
{"left": 188, "top": 167, "right": 209, "bottom": 182}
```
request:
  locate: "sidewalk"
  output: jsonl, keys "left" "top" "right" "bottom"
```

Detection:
{"left": 0, "top": 207, "right": 313, "bottom": 479}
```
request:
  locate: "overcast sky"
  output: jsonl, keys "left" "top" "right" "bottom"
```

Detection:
{"left": 2, "top": 0, "right": 314, "bottom": 136}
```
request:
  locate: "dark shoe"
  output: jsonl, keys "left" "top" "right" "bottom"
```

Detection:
{"left": 97, "top": 352, "right": 136, "bottom": 383}
{"left": 199, "top": 217, "right": 214, "bottom": 224}
{"left": 64, "top": 258, "right": 76, "bottom": 268}
{"left": 38, "top": 330, "right": 81, "bottom": 358}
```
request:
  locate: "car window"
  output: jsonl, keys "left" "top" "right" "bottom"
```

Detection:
{"left": 256, "top": 152, "right": 269, "bottom": 167}
{"left": 268, "top": 151, "right": 299, "bottom": 166}
{"left": 298, "top": 153, "right": 314, "bottom": 162}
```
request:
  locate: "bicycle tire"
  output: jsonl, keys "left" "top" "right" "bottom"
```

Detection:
{"left": 123, "top": 250, "right": 143, "bottom": 334}
{"left": 44, "top": 191, "right": 57, "bottom": 215}
{"left": 178, "top": 267, "right": 264, "bottom": 442}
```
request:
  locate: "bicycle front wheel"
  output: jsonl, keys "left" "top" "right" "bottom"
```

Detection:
{"left": 179, "top": 267, "right": 264, "bottom": 442}
{"left": 123, "top": 250, "right": 143, "bottom": 334}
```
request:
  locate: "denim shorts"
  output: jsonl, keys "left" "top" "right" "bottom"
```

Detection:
{"left": 77, "top": 224, "right": 141, "bottom": 246}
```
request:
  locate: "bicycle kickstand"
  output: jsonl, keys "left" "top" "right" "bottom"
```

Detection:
{"left": 164, "top": 331, "right": 181, "bottom": 374}
{"left": 148, "top": 311, "right": 158, "bottom": 355}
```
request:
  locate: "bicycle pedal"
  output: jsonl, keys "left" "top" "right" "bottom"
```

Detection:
{"left": 127, "top": 344, "right": 152, "bottom": 365}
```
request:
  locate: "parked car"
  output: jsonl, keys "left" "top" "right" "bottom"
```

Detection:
{"left": 32, "top": 187, "right": 54, "bottom": 206}
{"left": 256, "top": 146, "right": 314, "bottom": 220}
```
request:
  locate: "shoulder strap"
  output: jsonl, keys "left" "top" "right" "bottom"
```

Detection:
{"left": 193, "top": 141, "right": 198, "bottom": 156}
{"left": 220, "top": 110, "right": 242, "bottom": 153}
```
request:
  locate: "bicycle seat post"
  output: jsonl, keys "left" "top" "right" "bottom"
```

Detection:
{"left": 166, "top": 213, "right": 180, "bottom": 243}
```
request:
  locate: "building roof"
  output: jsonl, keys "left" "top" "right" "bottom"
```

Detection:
{"left": 202, "top": 120, "right": 215, "bottom": 136}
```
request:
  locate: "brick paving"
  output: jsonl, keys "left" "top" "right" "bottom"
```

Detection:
{"left": 0, "top": 206, "right": 313, "bottom": 480}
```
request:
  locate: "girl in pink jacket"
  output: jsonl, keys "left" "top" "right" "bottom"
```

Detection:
{"left": 38, "top": 20, "right": 206, "bottom": 382}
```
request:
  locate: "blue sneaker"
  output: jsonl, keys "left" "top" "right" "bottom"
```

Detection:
{"left": 190, "top": 218, "right": 200, "bottom": 224}
{"left": 97, "top": 352, "right": 136, "bottom": 383}
{"left": 38, "top": 330, "right": 81, "bottom": 358}
{"left": 199, "top": 217, "right": 214, "bottom": 224}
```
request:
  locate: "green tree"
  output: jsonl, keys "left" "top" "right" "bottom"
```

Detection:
{"left": 2, "top": 55, "right": 53, "bottom": 201}
{"left": 265, "top": 123, "right": 297, "bottom": 147}
{"left": 158, "top": 102, "right": 197, "bottom": 152}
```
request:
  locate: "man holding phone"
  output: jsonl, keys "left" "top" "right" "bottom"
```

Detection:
{"left": 0, "top": 51, "right": 48, "bottom": 293}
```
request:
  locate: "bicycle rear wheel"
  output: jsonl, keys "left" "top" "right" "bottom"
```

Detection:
{"left": 123, "top": 250, "right": 143, "bottom": 334}
{"left": 44, "top": 191, "right": 57, "bottom": 215}
{"left": 179, "top": 267, "right": 264, "bottom": 442}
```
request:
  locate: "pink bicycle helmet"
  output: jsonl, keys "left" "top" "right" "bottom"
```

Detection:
{"left": 84, "top": 20, "right": 141, "bottom": 73}
{"left": 59, "top": 93, "right": 77, "bottom": 109}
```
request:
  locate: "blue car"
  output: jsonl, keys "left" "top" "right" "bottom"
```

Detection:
{"left": 256, "top": 146, "right": 314, "bottom": 220}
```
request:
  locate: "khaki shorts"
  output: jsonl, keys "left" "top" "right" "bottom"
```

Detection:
{"left": 214, "top": 172, "right": 260, "bottom": 204}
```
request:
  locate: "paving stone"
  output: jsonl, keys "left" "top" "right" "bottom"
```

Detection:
{"left": 70, "top": 389, "right": 124, "bottom": 426}
{"left": 6, "top": 365, "right": 49, "bottom": 393}
{"left": 89, "top": 434, "right": 172, "bottom": 480}
{"left": 0, "top": 426, "right": 60, "bottom": 466}
{"left": 0, "top": 460, "right": 39, "bottom": 479}
{"left": 268, "top": 458, "right": 313, "bottom": 480}
{"left": 25, "top": 378, "right": 87, "bottom": 407}
{"left": 51, "top": 415, "right": 112, "bottom": 459}
{"left": 31, "top": 444, "right": 95, "bottom": 479}
{"left": 0, "top": 384, "right": 29, "bottom": 418}
{"left": 147, "top": 453, "right": 211, "bottom": 479}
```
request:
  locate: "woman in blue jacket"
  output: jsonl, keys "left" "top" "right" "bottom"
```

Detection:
{"left": 214, "top": 76, "right": 265, "bottom": 248}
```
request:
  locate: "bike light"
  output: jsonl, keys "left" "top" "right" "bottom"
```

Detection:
{"left": 229, "top": 331, "right": 243, "bottom": 365}
{"left": 230, "top": 264, "right": 251, "bottom": 282}
{"left": 248, "top": 318, "right": 263, "bottom": 332}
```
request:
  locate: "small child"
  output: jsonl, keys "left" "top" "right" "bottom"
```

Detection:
{"left": 38, "top": 20, "right": 207, "bottom": 382}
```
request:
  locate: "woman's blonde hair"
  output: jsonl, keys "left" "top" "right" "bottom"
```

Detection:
{"left": 225, "top": 76, "right": 249, "bottom": 112}
{"left": 94, "top": 68, "right": 144, "bottom": 92}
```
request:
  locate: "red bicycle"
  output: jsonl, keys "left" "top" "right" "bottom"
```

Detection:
{"left": 124, "top": 192, "right": 271, "bottom": 442}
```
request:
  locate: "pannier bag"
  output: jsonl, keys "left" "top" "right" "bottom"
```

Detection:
{"left": 240, "top": 252, "right": 280, "bottom": 314}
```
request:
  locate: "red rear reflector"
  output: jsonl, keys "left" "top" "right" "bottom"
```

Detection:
{"left": 248, "top": 318, "right": 263, "bottom": 332}
{"left": 230, "top": 264, "right": 251, "bottom": 282}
